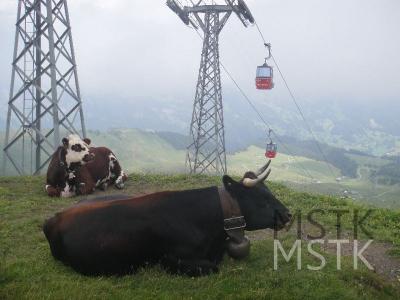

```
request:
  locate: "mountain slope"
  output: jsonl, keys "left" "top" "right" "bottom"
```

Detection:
{"left": 0, "top": 175, "right": 399, "bottom": 299}
{"left": 1, "top": 128, "right": 399, "bottom": 208}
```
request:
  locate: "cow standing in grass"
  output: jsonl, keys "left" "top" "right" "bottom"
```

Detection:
{"left": 43, "top": 161, "right": 291, "bottom": 276}
{"left": 45, "top": 134, "right": 127, "bottom": 197}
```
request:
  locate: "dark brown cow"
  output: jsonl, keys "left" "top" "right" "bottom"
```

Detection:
{"left": 43, "top": 161, "right": 291, "bottom": 276}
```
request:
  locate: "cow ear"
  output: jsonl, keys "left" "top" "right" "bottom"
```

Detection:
{"left": 83, "top": 138, "right": 91, "bottom": 145}
{"left": 223, "top": 175, "right": 238, "bottom": 193}
{"left": 62, "top": 137, "right": 69, "bottom": 148}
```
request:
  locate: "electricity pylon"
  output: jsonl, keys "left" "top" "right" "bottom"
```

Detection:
{"left": 167, "top": 0, "right": 254, "bottom": 174}
{"left": 2, "top": 0, "right": 86, "bottom": 175}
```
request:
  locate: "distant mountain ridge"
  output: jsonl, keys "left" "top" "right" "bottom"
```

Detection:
{"left": 0, "top": 128, "right": 390, "bottom": 178}
{"left": 1, "top": 128, "right": 399, "bottom": 208}
{"left": 1, "top": 95, "right": 399, "bottom": 156}
{"left": 82, "top": 96, "right": 400, "bottom": 156}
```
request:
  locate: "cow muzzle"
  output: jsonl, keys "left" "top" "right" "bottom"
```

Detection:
{"left": 275, "top": 211, "right": 292, "bottom": 230}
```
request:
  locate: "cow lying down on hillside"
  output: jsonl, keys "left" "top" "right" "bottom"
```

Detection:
{"left": 45, "top": 134, "right": 127, "bottom": 197}
{"left": 43, "top": 160, "right": 291, "bottom": 276}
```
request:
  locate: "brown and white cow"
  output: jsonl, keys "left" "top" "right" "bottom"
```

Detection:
{"left": 74, "top": 141, "right": 128, "bottom": 195}
{"left": 46, "top": 134, "right": 94, "bottom": 197}
{"left": 46, "top": 134, "right": 127, "bottom": 197}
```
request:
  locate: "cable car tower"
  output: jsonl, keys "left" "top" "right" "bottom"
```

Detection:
{"left": 167, "top": 0, "right": 254, "bottom": 174}
{"left": 2, "top": 0, "right": 86, "bottom": 175}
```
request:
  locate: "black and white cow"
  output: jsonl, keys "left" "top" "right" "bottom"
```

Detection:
{"left": 46, "top": 134, "right": 94, "bottom": 197}
{"left": 45, "top": 134, "right": 127, "bottom": 197}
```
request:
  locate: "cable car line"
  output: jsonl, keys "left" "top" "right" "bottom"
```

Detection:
{"left": 173, "top": 0, "right": 315, "bottom": 182}
{"left": 253, "top": 20, "right": 338, "bottom": 180}
{"left": 254, "top": 19, "right": 355, "bottom": 196}
{"left": 173, "top": 1, "right": 355, "bottom": 193}
{"left": 270, "top": 53, "right": 337, "bottom": 178}
{"left": 218, "top": 60, "right": 316, "bottom": 182}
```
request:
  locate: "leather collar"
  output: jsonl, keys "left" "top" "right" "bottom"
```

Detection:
{"left": 218, "top": 187, "right": 246, "bottom": 232}
{"left": 218, "top": 187, "right": 250, "bottom": 259}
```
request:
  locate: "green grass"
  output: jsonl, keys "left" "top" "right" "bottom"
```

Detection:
{"left": 2, "top": 128, "right": 399, "bottom": 208}
{"left": 228, "top": 145, "right": 341, "bottom": 183}
{"left": 345, "top": 153, "right": 389, "bottom": 168}
{"left": 1, "top": 174, "right": 399, "bottom": 299}
{"left": 228, "top": 146, "right": 400, "bottom": 209}
{"left": 87, "top": 129, "right": 187, "bottom": 174}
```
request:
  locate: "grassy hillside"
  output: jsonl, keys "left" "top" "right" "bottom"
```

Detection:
{"left": 0, "top": 129, "right": 187, "bottom": 176}
{"left": 228, "top": 145, "right": 341, "bottom": 183}
{"left": 228, "top": 146, "right": 400, "bottom": 209}
{"left": 1, "top": 128, "right": 399, "bottom": 208}
{"left": 88, "top": 130, "right": 341, "bottom": 182}
{"left": 88, "top": 129, "right": 186, "bottom": 173}
{"left": 0, "top": 175, "right": 399, "bottom": 299}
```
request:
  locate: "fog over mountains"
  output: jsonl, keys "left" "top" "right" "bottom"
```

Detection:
{"left": 1, "top": 90, "right": 399, "bottom": 156}
{"left": 1, "top": 0, "right": 399, "bottom": 155}
{"left": 58, "top": 92, "right": 400, "bottom": 156}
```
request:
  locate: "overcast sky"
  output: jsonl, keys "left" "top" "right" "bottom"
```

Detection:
{"left": 0, "top": 0, "right": 399, "bottom": 117}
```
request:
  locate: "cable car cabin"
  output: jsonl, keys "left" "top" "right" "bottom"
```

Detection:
{"left": 256, "top": 63, "right": 274, "bottom": 90}
{"left": 265, "top": 142, "right": 277, "bottom": 158}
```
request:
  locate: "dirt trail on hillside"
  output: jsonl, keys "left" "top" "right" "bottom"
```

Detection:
{"left": 324, "top": 240, "right": 400, "bottom": 281}
{"left": 247, "top": 228, "right": 400, "bottom": 283}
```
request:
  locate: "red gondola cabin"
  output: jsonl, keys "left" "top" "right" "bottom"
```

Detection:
{"left": 256, "top": 63, "right": 274, "bottom": 90}
{"left": 265, "top": 142, "right": 277, "bottom": 158}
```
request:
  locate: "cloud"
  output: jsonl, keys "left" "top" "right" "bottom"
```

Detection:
{"left": 0, "top": 0, "right": 399, "bottom": 112}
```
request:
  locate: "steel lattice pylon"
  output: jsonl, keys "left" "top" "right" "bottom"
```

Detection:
{"left": 2, "top": 0, "right": 86, "bottom": 175}
{"left": 167, "top": 1, "right": 254, "bottom": 174}
{"left": 187, "top": 10, "right": 228, "bottom": 175}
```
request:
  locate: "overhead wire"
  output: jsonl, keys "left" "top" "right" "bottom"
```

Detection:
{"left": 254, "top": 18, "right": 361, "bottom": 197}
{"left": 219, "top": 60, "right": 316, "bottom": 181}
{"left": 257, "top": 18, "right": 379, "bottom": 193}
{"left": 271, "top": 53, "right": 337, "bottom": 177}
{"left": 254, "top": 20, "right": 339, "bottom": 181}
{"left": 173, "top": 0, "right": 316, "bottom": 182}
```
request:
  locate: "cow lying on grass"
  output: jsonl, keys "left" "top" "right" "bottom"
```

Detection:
{"left": 43, "top": 161, "right": 291, "bottom": 276}
{"left": 45, "top": 134, "right": 127, "bottom": 197}
{"left": 73, "top": 140, "right": 127, "bottom": 194}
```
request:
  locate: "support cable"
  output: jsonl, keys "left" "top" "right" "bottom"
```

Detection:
{"left": 254, "top": 21, "right": 338, "bottom": 180}
{"left": 173, "top": 3, "right": 317, "bottom": 181}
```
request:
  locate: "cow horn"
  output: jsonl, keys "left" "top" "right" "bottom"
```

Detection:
{"left": 243, "top": 167, "right": 272, "bottom": 187}
{"left": 261, "top": 168, "right": 272, "bottom": 181}
{"left": 227, "top": 236, "right": 250, "bottom": 259}
{"left": 255, "top": 159, "right": 271, "bottom": 176}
